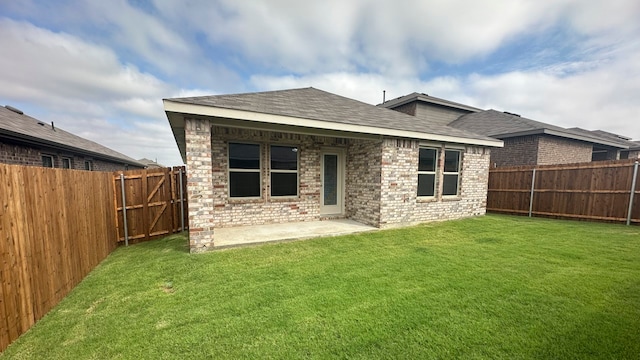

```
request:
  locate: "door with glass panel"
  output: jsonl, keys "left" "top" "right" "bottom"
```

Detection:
{"left": 321, "top": 151, "right": 344, "bottom": 215}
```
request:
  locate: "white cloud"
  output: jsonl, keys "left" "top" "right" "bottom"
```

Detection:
{"left": 0, "top": 18, "right": 196, "bottom": 165}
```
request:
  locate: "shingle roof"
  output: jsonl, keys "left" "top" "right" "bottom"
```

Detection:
{"left": 165, "top": 87, "right": 498, "bottom": 143}
{"left": 450, "top": 109, "right": 629, "bottom": 149}
{"left": 380, "top": 92, "right": 483, "bottom": 112}
{"left": 0, "top": 105, "right": 144, "bottom": 166}
{"left": 567, "top": 128, "right": 638, "bottom": 148}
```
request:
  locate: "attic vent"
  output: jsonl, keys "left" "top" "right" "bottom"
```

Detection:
{"left": 5, "top": 105, "right": 24, "bottom": 115}
{"left": 504, "top": 111, "right": 521, "bottom": 117}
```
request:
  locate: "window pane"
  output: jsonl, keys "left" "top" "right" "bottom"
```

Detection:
{"left": 42, "top": 156, "right": 53, "bottom": 168}
{"left": 271, "top": 146, "right": 297, "bottom": 170}
{"left": 62, "top": 158, "right": 71, "bottom": 169}
{"left": 419, "top": 148, "right": 436, "bottom": 171}
{"left": 271, "top": 173, "right": 297, "bottom": 196}
{"left": 230, "top": 172, "right": 260, "bottom": 197}
{"left": 443, "top": 174, "right": 459, "bottom": 196}
{"left": 324, "top": 154, "right": 338, "bottom": 205}
{"left": 444, "top": 150, "right": 460, "bottom": 172}
{"left": 418, "top": 174, "right": 435, "bottom": 197}
{"left": 229, "top": 143, "right": 260, "bottom": 169}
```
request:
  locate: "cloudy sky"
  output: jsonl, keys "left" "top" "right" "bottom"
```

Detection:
{"left": 1, "top": 0, "right": 639, "bottom": 165}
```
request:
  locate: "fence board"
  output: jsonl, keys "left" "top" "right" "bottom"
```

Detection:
{"left": 488, "top": 159, "right": 640, "bottom": 224}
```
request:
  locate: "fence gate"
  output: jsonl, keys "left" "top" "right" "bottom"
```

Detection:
{"left": 113, "top": 166, "right": 187, "bottom": 244}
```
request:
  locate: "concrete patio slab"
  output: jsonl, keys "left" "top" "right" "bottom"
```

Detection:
{"left": 213, "top": 219, "right": 378, "bottom": 249}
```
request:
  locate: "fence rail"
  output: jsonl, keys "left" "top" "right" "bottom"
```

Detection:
{"left": 0, "top": 164, "right": 187, "bottom": 352}
{"left": 487, "top": 159, "right": 640, "bottom": 224}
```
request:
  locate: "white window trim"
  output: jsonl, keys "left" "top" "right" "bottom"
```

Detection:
{"left": 42, "top": 154, "right": 54, "bottom": 168}
{"left": 269, "top": 144, "right": 299, "bottom": 198}
{"left": 442, "top": 149, "right": 461, "bottom": 197}
{"left": 417, "top": 147, "right": 438, "bottom": 198}
{"left": 61, "top": 157, "right": 72, "bottom": 169}
{"left": 228, "top": 142, "right": 262, "bottom": 199}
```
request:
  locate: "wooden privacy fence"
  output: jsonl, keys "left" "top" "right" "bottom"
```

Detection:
{"left": 113, "top": 167, "right": 187, "bottom": 245}
{"left": 0, "top": 164, "right": 118, "bottom": 352}
{"left": 0, "top": 164, "right": 188, "bottom": 352}
{"left": 487, "top": 159, "right": 640, "bottom": 224}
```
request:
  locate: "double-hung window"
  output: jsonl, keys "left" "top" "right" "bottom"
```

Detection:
{"left": 270, "top": 145, "right": 298, "bottom": 197}
{"left": 42, "top": 155, "right": 54, "bottom": 168}
{"left": 443, "top": 150, "right": 461, "bottom": 196}
{"left": 229, "top": 143, "right": 261, "bottom": 197}
{"left": 417, "top": 148, "right": 437, "bottom": 197}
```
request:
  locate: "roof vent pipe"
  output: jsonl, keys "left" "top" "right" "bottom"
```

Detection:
{"left": 5, "top": 105, "right": 24, "bottom": 115}
{"left": 51, "top": 122, "right": 55, "bottom": 131}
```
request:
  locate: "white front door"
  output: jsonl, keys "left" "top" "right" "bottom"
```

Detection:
{"left": 321, "top": 150, "right": 344, "bottom": 215}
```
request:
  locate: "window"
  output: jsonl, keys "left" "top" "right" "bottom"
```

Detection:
{"left": 417, "top": 148, "right": 437, "bottom": 197}
{"left": 84, "top": 160, "right": 93, "bottom": 171}
{"left": 42, "top": 155, "right": 54, "bottom": 168}
{"left": 270, "top": 145, "right": 298, "bottom": 197}
{"left": 443, "top": 150, "right": 461, "bottom": 196}
{"left": 229, "top": 143, "right": 261, "bottom": 197}
{"left": 62, "top": 158, "right": 71, "bottom": 169}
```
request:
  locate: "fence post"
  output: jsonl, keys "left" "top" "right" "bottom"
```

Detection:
{"left": 179, "top": 167, "right": 185, "bottom": 231}
{"left": 528, "top": 168, "right": 536, "bottom": 218}
{"left": 627, "top": 161, "right": 639, "bottom": 226}
{"left": 120, "top": 173, "right": 129, "bottom": 246}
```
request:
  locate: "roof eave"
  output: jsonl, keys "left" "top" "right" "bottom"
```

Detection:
{"left": 492, "top": 128, "right": 629, "bottom": 149}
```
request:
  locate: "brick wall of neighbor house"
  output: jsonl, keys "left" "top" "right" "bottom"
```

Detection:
{"left": 490, "top": 135, "right": 539, "bottom": 167}
{"left": 536, "top": 136, "right": 592, "bottom": 165}
{"left": 0, "top": 142, "right": 41, "bottom": 165}
{"left": 0, "top": 141, "right": 137, "bottom": 171}
{"left": 345, "top": 139, "right": 383, "bottom": 226}
{"left": 209, "top": 126, "right": 348, "bottom": 228}
{"left": 378, "top": 139, "right": 491, "bottom": 227}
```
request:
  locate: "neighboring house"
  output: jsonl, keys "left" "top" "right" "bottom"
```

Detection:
{"left": 567, "top": 128, "right": 640, "bottom": 160}
{"left": 382, "top": 93, "right": 634, "bottom": 167}
{"left": 380, "top": 92, "right": 482, "bottom": 126}
{"left": 138, "top": 158, "right": 165, "bottom": 168}
{"left": 164, "top": 87, "right": 503, "bottom": 252}
{"left": 625, "top": 141, "right": 640, "bottom": 159}
{"left": 0, "top": 105, "right": 144, "bottom": 171}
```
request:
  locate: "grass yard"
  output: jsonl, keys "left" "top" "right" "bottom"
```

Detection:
{"left": 2, "top": 214, "right": 640, "bottom": 359}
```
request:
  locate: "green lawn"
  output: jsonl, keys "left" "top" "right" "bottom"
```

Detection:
{"left": 3, "top": 215, "right": 640, "bottom": 359}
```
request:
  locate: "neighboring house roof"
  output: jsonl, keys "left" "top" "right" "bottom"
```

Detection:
{"left": 138, "top": 158, "right": 165, "bottom": 168}
{"left": 0, "top": 105, "right": 144, "bottom": 166}
{"left": 164, "top": 87, "right": 503, "bottom": 161}
{"left": 450, "top": 109, "right": 629, "bottom": 149}
{"left": 380, "top": 92, "right": 483, "bottom": 113}
{"left": 567, "top": 128, "right": 639, "bottom": 149}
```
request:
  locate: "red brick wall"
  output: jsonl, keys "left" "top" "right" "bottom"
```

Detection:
{"left": 0, "top": 140, "right": 140, "bottom": 171}
{"left": 491, "top": 135, "right": 595, "bottom": 167}
{"left": 537, "top": 136, "right": 592, "bottom": 165}
{"left": 490, "top": 135, "right": 540, "bottom": 167}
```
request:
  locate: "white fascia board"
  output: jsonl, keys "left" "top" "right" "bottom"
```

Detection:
{"left": 163, "top": 100, "right": 503, "bottom": 148}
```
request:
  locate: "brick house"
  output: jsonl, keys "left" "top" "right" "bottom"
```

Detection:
{"left": 382, "top": 93, "right": 636, "bottom": 167}
{"left": 0, "top": 105, "right": 144, "bottom": 171}
{"left": 164, "top": 88, "right": 503, "bottom": 252}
